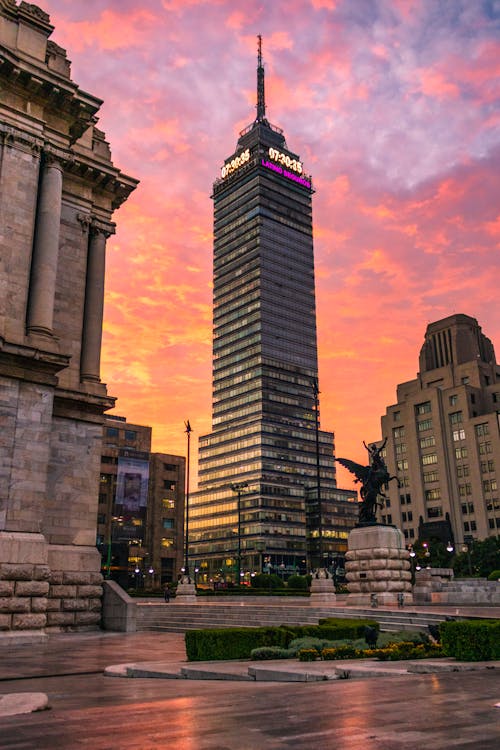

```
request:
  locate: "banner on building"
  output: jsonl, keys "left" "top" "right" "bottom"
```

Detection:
{"left": 116, "top": 452, "right": 149, "bottom": 513}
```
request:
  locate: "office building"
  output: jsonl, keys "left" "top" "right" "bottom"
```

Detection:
{"left": 189, "top": 40, "right": 357, "bottom": 583}
{"left": 97, "top": 415, "right": 185, "bottom": 588}
{"left": 0, "top": 1, "right": 136, "bottom": 634}
{"left": 380, "top": 314, "right": 500, "bottom": 547}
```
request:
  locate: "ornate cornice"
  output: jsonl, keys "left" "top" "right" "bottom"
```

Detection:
{"left": 90, "top": 218, "right": 116, "bottom": 239}
{"left": 0, "top": 121, "right": 43, "bottom": 155}
{"left": 0, "top": 46, "right": 101, "bottom": 143}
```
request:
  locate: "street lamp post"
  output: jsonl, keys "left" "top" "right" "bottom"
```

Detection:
{"left": 408, "top": 545, "right": 416, "bottom": 582}
{"left": 183, "top": 420, "right": 192, "bottom": 583}
{"left": 230, "top": 481, "right": 248, "bottom": 586}
{"left": 312, "top": 378, "right": 322, "bottom": 573}
{"left": 462, "top": 535, "right": 474, "bottom": 576}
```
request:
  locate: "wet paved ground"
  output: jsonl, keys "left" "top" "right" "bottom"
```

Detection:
{"left": 1, "top": 632, "right": 499, "bottom": 749}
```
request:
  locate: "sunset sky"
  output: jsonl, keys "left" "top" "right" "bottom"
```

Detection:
{"left": 41, "top": 0, "right": 500, "bottom": 490}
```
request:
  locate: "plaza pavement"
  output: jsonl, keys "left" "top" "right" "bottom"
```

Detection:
{"left": 0, "top": 626, "right": 499, "bottom": 749}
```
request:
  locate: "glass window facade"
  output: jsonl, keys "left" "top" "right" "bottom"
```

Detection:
{"left": 189, "top": 93, "right": 357, "bottom": 582}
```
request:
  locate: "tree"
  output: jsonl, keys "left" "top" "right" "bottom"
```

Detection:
{"left": 452, "top": 536, "right": 500, "bottom": 578}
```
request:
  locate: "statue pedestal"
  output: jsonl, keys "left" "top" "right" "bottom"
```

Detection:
{"left": 345, "top": 525, "right": 413, "bottom": 606}
{"left": 174, "top": 576, "right": 197, "bottom": 602}
{"left": 309, "top": 569, "right": 336, "bottom": 604}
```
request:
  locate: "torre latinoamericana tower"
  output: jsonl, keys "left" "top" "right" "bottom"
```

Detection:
{"left": 188, "top": 39, "right": 357, "bottom": 583}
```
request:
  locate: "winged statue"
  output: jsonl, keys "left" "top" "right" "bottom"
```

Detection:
{"left": 336, "top": 439, "right": 399, "bottom": 524}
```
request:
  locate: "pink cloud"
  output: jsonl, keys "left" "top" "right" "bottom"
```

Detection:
{"left": 34, "top": 0, "right": 500, "bottom": 487}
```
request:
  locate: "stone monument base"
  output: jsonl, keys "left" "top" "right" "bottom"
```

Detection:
{"left": 309, "top": 570, "right": 336, "bottom": 604}
{"left": 174, "top": 576, "right": 197, "bottom": 602}
{"left": 345, "top": 525, "right": 413, "bottom": 607}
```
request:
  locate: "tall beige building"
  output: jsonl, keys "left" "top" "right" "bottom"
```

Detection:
{"left": 380, "top": 315, "right": 500, "bottom": 548}
{"left": 0, "top": 1, "right": 137, "bottom": 635}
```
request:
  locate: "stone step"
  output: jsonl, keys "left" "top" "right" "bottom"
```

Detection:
{"left": 136, "top": 603, "right": 446, "bottom": 634}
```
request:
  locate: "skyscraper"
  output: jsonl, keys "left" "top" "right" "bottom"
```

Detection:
{"left": 189, "top": 39, "right": 357, "bottom": 584}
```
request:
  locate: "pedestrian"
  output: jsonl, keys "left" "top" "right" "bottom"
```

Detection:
{"left": 164, "top": 584, "right": 170, "bottom": 603}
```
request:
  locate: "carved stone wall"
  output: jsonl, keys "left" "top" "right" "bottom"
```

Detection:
{"left": 0, "top": 1, "right": 138, "bottom": 639}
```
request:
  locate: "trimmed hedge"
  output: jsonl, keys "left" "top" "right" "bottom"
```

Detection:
{"left": 317, "top": 618, "right": 380, "bottom": 639}
{"left": 185, "top": 627, "right": 291, "bottom": 661}
{"left": 184, "top": 619, "right": 378, "bottom": 661}
{"left": 287, "top": 574, "right": 310, "bottom": 591}
{"left": 440, "top": 619, "right": 500, "bottom": 661}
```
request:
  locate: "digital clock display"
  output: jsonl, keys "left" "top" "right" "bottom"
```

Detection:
{"left": 221, "top": 148, "right": 250, "bottom": 178}
{"left": 267, "top": 147, "right": 302, "bottom": 174}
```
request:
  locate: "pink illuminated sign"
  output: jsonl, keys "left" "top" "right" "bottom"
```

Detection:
{"left": 261, "top": 159, "right": 311, "bottom": 189}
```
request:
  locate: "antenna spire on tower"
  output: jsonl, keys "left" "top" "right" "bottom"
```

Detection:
{"left": 256, "top": 34, "right": 266, "bottom": 122}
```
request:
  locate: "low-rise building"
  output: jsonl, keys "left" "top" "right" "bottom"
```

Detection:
{"left": 97, "top": 416, "right": 185, "bottom": 588}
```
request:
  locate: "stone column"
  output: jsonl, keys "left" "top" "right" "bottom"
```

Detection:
{"left": 26, "top": 153, "right": 63, "bottom": 337}
{"left": 80, "top": 222, "right": 113, "bottom": 382}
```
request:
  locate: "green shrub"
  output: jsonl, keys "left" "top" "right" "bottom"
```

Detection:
{"left": 487, "top": 570, "right": 500, "bottom": 581}
{"left": 185, "top": 626, "right": 291, "bottom": 661}
{"left": 288, "top": 637, "right": 331, "bottom": 655}
{"left": 185, "top": 623, "right": 434, "bottom": 662}
{"left": 251, "top": 646, "right": 292, "bottom": 660}
{"left": 251, "top": 573, "right": 285, "bottom": 589}
{"left": 316, "top": 618, "right": 380, "bottom": 639}
{"left": 286, "top": 574, "right": 309, "bottom": 590}
{"left": 298, "top": 649, "right": 318, "bottom": 662}
{"left": 440, "top": 619, "right": 500, "bottom": 661}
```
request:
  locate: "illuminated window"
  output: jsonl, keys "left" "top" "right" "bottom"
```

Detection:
{"left": 425, "top": 488, "right": 441, "bottom": 501}
{"left": 422, "top": 453, "right": 437, "bottom": 466}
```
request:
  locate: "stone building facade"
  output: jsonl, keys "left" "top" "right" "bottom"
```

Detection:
{"left": 380, "top": 314, "right": 500, "bottom": 548}
{"left": 0, "top": 1, "right": 137, "bottom": 637}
